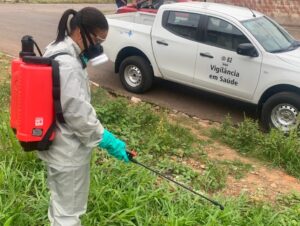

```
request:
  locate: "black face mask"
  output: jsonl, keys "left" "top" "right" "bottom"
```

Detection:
{"left": 78, "top": 26, "right": 107, "bottom": 68}
{"left": 79, "top": 43, "right": 103, "bottom": 64}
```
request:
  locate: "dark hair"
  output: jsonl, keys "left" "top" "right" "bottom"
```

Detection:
{"left": 54, "top": 7, "right": 108, "bottom": 44}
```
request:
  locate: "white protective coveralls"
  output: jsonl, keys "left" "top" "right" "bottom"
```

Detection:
{"left": 38, "top": 36, "right": 104, "bottom": 226}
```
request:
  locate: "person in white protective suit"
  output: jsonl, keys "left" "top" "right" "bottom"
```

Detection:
{"left": 38, "top": 7, "right": 129, "bottom": 226}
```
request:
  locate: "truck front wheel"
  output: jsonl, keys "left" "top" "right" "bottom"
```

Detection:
{"left": 119, "top": 56, "right": 153, "bottom": 93}
{"left": 261, "top": 92, "right": 300, "bottom": 132}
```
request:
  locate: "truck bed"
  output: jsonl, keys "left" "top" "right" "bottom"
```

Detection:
{"left": 106, "top": 12, "right": 155, "bottom": 26}
{"left": 103, "top": 12, "right": 156, "bottom": 67}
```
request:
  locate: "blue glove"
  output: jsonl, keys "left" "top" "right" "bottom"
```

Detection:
{"left": 98, "top": 129, "right": 129, "bottom": 163}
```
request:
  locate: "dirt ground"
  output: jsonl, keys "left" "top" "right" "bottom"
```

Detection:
{"left": 206, "top": 144, "right": 300, "bottom": 202}
{"left": 169, "top": 112, "right": 300, "bottom": 203}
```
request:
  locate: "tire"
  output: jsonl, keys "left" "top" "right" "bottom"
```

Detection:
{"left": 261, "top": 92, "right": 300, "bottom": 132}
{"left": 119, "top": 56, "right": 153, "bottom": 93}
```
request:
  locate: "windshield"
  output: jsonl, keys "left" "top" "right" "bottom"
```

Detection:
{"left": 242, "top": 16, "right": 295, "bottom": 53}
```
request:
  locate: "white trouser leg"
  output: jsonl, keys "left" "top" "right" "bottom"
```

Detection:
{"left": 47, "top": 164, "right": 90, "bottom": 226}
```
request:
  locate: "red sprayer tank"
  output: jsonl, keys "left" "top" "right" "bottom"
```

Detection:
{"left": 10, "top": 35, "right": 59, "bottom": 151}
{"left": 16, "top": 61, "right": 54, "bottom": 142}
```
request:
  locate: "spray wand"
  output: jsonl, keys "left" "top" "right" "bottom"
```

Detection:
{"left": 126, "top": 151, "right": 224, "bottom": 210}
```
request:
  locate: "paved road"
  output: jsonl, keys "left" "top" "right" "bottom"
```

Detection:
{"left": 1, "top": 4, "right": 299, "bottom": 123}
{"left": 0, "top": 4, "right": 116, "bottom": 57}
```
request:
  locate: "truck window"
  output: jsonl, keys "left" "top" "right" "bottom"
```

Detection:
{"left": 242, "top": 16, "right": 295, "bottom": 53}
{"left": 204, "top": 17, "right": 250, "bottom": 51}
{"left": 163, "top": 11, "right": 201, "bottom": 41}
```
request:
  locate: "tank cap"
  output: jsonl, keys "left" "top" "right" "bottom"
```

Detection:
{"left": 19, "top": 35, "right": 36, "bottom": 58}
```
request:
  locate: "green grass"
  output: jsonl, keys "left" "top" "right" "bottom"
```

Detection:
{"left": 220, "top": 159, "right": 253, "bottom": 180}
{"left": 210, "top": 116, "right": 300, "bottom": 178}
{"left": 94, "top": 97, "right": 202, "bottom": 158}
{"left": 1, "top": 53, "right": 300, "bottom": 225}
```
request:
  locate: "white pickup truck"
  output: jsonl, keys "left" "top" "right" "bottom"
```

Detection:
{"left": 103, "top": 2, "right": 300, "bottom": 131}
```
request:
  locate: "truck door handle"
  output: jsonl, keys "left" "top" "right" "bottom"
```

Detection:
{"left": 156, "top": 40, "right": 168, "bottom": 46}
{"left": 200, "top": 53, "right": 214, "bottom": 58}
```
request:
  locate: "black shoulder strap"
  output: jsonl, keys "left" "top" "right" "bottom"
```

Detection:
{"left": 38, "top": 52, "right": 69, "bottom": 151}
{"left": 50, "top": 53, "right": 68, "bottom": 124}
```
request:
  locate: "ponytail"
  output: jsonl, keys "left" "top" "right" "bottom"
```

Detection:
{"left": 54, "top": 9, "right": 77, "bottom": 44}
{"left": 54, "top": 7, "right": 108, "bottom": 44}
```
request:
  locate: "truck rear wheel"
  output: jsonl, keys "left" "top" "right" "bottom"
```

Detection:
{"left": 119, "top": 56, "right": 153, "bottom": 93}
{"left": 261, "top": 92, "right": 300, "bottom": 132}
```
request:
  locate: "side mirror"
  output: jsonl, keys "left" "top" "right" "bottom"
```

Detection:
{"left": 237, "top": 43, "right": 258, "bottom": 57}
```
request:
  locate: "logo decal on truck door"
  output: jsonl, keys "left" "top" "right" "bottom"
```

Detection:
{"left": 208, "top": 56, "right": 240, "bottom": 86}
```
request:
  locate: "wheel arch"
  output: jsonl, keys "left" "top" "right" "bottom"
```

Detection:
{"left": 257, "top": 84, "right": 300, "bottom": 114}
{"left": 115, "top": 47, "right": 151, "bottom": 73}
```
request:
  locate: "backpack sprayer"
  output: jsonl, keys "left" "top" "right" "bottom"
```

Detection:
{"left": 126, "top": 151, "right": 224, "bottom": 210}
{"left": 10, "top": 35, "right": 67, "bottom": 151}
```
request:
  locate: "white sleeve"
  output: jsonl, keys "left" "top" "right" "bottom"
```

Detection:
{"left": 59, "top": 62, "right": 104, "bottom": 147}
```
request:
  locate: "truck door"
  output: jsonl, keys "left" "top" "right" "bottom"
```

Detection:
{"left": 152, "top": 11, "right": 201, "bottom": 84}
{"left": 194, "top": 16, "right": 263, "bottom": 100}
